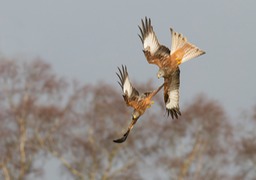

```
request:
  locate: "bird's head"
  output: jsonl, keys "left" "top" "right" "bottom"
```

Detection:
{"left": 157, "top": 69, "right": 165, "bottom": 79}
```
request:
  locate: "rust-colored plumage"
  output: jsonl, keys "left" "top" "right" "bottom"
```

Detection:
{"left": 113, "top": 65, "right": 164, "bottom": 143}
{"left": 138, "top": 17, "right": 205, "bottom": 119}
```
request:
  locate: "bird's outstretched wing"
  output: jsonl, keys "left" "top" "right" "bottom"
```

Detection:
{"left": 164, "top": 68, "right": 181, "bottom": 119}
{"left": 116, "top": 65, "right": 139, "bottom": 106}
{"left": 138, "top": 17, "right": 170, "bottom": 67}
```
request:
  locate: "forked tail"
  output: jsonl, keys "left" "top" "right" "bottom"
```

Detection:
{"left": 170, "top": 28, "right": 205, "bottom": 64}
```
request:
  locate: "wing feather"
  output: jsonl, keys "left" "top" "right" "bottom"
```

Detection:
{"left": 138, "top": 17, "right": 160, "bottom": 54}
{"left": 116, "top": 65, "right": 139, "bottom": 99}
{"left": 164, "top": 68, "right": 181, "bottom": 119}
{"left": 138, "top": 17, "right": 170, "bottom": 66}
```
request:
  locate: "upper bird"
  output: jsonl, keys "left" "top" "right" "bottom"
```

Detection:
{"left": 138, "top": 17, "right": 205, "bottom": 119}
{"left": 113, "top": 65, "right": 164, "bottom": 143}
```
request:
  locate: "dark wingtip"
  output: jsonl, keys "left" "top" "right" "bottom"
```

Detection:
{"left": 113, "top": 130, "right": 130, "bottom": 143}
{"left": 166, "top": 108, "right": 181, "bottom": 119}
{"left": 116, "top": 64, "right": 129, "bottom": 87}
{"left": 113, "top": 137, "right": 127, "bottom": 143}
{"left": 138, "top": 33, "right": 143, "bottom": 43}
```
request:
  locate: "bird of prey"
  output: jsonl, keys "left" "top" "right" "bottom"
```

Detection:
{"left": 113, "top": 65, "right": 164, "bottom": 143}
{"left": 138, "top": 17, "right": 205, "bottom": 119}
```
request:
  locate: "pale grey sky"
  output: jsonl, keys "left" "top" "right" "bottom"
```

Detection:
{"left": 0, "top": 0, "right": 256, "bottom": 117}
{"left": 0, "top": 0, "right": 256, "bottom": 178}
{"left": 1, "top": 0, "right": 255, "bottom": 116}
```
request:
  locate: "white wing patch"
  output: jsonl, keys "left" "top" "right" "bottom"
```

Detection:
{"left": 166, "top": 88, "right": 179, "bottom": 110}
{"left": 123, "top": 76, "right": 133, "bottom": 97}
{"left": 143, "top": 32, "right": 160, "bottom": 55}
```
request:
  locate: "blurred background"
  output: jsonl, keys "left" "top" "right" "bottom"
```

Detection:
{"left": 0, "top": 1, "right": 255, "bottom": 179}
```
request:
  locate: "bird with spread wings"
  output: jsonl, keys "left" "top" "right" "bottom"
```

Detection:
{"left": 138, "top": 17, "right": 205, "bottom": 119}
{"left": 113, "top": 65, "right": 164, "bottom": 143}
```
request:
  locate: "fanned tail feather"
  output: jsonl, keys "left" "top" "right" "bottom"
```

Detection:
{"left": 181, "top": 42, "right": 205, "bottom": 63}
{"left": 170, "top": 28, "right": 205, "bottom": 64}
{"left": 170, "top": 28, "right": 187, "bottom": 53}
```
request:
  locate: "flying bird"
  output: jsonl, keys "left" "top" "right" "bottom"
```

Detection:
{"left": 113, "top": 65, "right": 164, "bottom": 143}
{"left": 138, "top": 17, "right": 205, "bottom": 119}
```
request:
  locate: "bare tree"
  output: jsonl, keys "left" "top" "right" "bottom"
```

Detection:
{"left": 0, "top": 57, "right": 67, "bottom": 179}
{"left": 234, "top": 106, "right": 256, "bottom": 180}
{"left": 0, "top": 57, "right": 143, "bottom": 180}
{"left": 143, "top": 95, "right": 234, "bottom": 180}
{"left": 2, "top": 56, "right": 255, "bottom": 180}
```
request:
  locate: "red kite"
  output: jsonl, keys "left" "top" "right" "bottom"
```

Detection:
{"left": 113, "top": 65, "right": 164, "bottom": 143}
{"left": 138, "top": 17, "right": 205, "bottom": 118}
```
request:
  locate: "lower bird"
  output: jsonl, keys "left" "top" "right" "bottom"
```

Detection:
{"left": 113, "top": 65, "right": 164, "bottom": 143}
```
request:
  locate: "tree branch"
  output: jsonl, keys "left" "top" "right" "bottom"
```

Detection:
{"left": 35, "top": 132, "right": 84, "bottom": 180}
{"left": 178, "top": 130, "right": 203, "bottom": 180}
{"left": 107, "top": 160, "right": 135, "bottom": 179}
{"left": 101, "top": 146, "right": 120, "bottom": 180}
{"left": 193, "top": 140, "right": 207, "bottom": 179}
{"left": 18, "top": 116, "right": 27, "bottom": 180}
{"left": 0, "top": 163, "right": 11, "bottom": 180}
